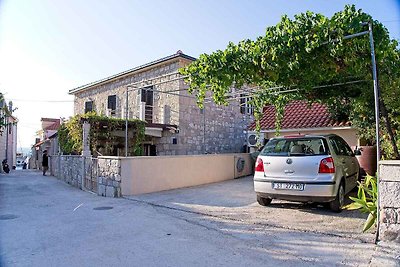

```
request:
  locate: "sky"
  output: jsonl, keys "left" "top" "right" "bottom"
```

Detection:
{"left": 0, "top": 0, "right": 399, "bottom": 150}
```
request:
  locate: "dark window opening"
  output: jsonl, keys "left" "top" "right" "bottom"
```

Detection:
{"left": 108, "top": 95, "right": 117, "bottom": 111}
{"left": 143, "top": 144, "right": 157, "bottom": 156}
{"left": 150, "top": 145, "right": 157, "bottom": 156}
{"left": 85, "top": 101, "right": 93, "bottom": 113}
{"left": 172, "top": 137, "right": 177, "bottom": 145}
{"left": 140, "top": 87, "right": 154, "bottom": 123}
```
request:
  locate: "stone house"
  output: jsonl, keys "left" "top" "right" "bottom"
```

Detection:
{"left": 30, "top": 118, "right": 61, "bottom": 169}
{"left": 69, "top": 51, "right": 254, "bottom": 156}
{"left": 0, "top": 99, "right": 18, "bottom": 170}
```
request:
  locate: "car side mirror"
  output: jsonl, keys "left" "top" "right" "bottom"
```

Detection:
{"left": 354, "top": 148, "right": 362, "bottom": 156}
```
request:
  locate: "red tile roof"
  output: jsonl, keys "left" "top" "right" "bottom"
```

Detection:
{"left": 248, "top": 100, "right": 350, "bottom": 131}
{"left": 41, "top": 118, "right": 60, "bottom": 122}
{"left": 44, "top": 121, "right": 60, "bottom": 131}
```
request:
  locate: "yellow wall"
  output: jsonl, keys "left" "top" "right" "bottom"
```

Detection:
{"left": 120, "top": 153, "right": 252, "bottom": 195}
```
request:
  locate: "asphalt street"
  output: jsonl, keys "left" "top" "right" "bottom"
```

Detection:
{"left": 0, "top": 170, "right": 399, "bottom": 267}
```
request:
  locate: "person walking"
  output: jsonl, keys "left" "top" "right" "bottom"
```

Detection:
{"left": 42, "top": 150, "right": 49, "bottom": 176}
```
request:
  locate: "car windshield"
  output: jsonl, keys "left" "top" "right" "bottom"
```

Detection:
{"left": 259, "top": 137, "right": 328, "bottom": 157}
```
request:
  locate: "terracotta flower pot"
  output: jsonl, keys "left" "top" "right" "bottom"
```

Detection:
{"left": 356, "top": 145, "right": 377, "bottom": 177}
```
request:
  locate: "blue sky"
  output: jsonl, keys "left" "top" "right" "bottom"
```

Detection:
{"left": 0, "top": 0, "right": 399, "bottom": 149}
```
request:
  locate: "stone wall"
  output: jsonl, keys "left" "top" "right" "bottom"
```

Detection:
{"left": 50, "top": 155, "right": 85, "bottom": 189}
{"left": 49, "top": 155, "right": 122, "bottom": 198}
{"left": 97, "top": 158, "right": 122, "bottom": 197}
{"left": 379, "top": 161, "right": 400, "bottom": 243}
{"left": 178, "top": 93, "right": 252, "bottom": 155}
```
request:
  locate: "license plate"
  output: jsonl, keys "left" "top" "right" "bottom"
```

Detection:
{"left": 273, "top": 182, "right": 304, "bottom": 191}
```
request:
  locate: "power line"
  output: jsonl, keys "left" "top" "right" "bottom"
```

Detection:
{"left": 9, "top": 99, "right": 73, "bottom": 103}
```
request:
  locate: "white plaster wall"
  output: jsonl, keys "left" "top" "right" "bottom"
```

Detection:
{"left": 120, "top": 153, "right": 252, "bottom": 195}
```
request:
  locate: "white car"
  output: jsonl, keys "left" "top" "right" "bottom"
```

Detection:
{"left": 254, "top": 134, "right": 360, "bottom": 212}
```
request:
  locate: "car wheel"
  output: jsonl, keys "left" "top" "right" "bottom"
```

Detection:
{"left": 329, "top": 182, "right": 345, "bottom": 212}
{"left": 257, "top": 195, "right": 272, "bottom": 206}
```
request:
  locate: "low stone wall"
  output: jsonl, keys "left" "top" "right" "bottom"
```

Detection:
{"left": 49, "top": 155, "right": 122, "bottom": 198}
{"left": 49, "top": 154, "right": 251, "bottom": 198}
{"left": 50, "top": 155, "right": 84, "bottom": 189}
{"left": 379, "top": 161, "right": 400, "bottom": 243}
{"left": 97, "top": 158, "right": 122, "bottom": 198}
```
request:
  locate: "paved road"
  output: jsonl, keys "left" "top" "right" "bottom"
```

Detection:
{"left": 0, "top": 170, "right": 398, "bottom": 266}
{"left": 129, "top": 175, "right": 374, "bottom": 242}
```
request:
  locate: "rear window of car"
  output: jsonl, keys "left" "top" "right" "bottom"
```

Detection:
{"left": 259, "top": 137, "right": 329, "bottom": 157}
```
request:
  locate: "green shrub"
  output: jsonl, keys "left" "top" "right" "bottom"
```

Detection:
{"left": 58, "top": 113, "right": 145, "bottom": 156}
{"left": 344, "top": 175, "right": 377, "bottom": 232}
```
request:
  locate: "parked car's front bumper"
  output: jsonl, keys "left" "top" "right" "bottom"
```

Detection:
{"left": 254, "top": 178, "right": 337, "bottom": 203}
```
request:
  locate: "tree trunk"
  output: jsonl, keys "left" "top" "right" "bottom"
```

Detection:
{"left": 380, "top": 98, "right": 400, "bottom": 159}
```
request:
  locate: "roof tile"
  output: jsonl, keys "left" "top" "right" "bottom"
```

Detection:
{"left": 248, "top": 100, "right": 350, "bottom": 131}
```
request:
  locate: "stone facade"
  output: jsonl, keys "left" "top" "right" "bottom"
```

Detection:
{"left": 379, "top": 161, "right": 400, "bottom": 243}
{"left": 70, "top": 53, "right": 253, "bottom": 156}
{"left": 97, "top": 158, "right": 122, "bottom": 198}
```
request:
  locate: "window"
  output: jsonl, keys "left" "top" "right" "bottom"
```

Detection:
{"left": 141, "top": 87, "right": 153, "bottom": 104}
{"left": 240, "top": 94, "right": 254, "bottom": 115}
{"left": 330, "top": 136, "right": 353, "bottom": 156}
{"left": 140, "top": 87, "right": 154, "bottom": 123}
{"left": 260, "top": 137, "right": 329, "bottom": 157}
{"left": 107, "top": 95, "right": 117, "bottom": 111}
{"left": 84, "top": 101, "right": 93, "bottom": 113}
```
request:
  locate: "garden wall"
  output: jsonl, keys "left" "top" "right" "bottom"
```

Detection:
{"left": 97, "top": 158, "right": 122, "bottom": 197}
{"left": 50, "top": 155, "right": 121, "bottom": 197}
{"left": 49, "top": 153, "right": 252, "bottom": 198}
{"left": 379, "top": 161, "right": 400, "bottom": 243}
{"left": 119, "top": 153, "right": 253, "bottom": 195}
{"left": 50, "top": 155, "right": 85, "bottom": 189}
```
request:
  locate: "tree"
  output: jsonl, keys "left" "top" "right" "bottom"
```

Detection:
{"left": 180, "top": 5, "right": 400, "bottom": 159}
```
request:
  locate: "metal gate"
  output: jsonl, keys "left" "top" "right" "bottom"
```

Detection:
{"left": 84, "top": 157, "right": 98, "bottom": 193}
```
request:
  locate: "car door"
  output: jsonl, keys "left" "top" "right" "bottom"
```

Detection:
{"left": 331, "top": 137, "right": 358, "bottom": 192}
